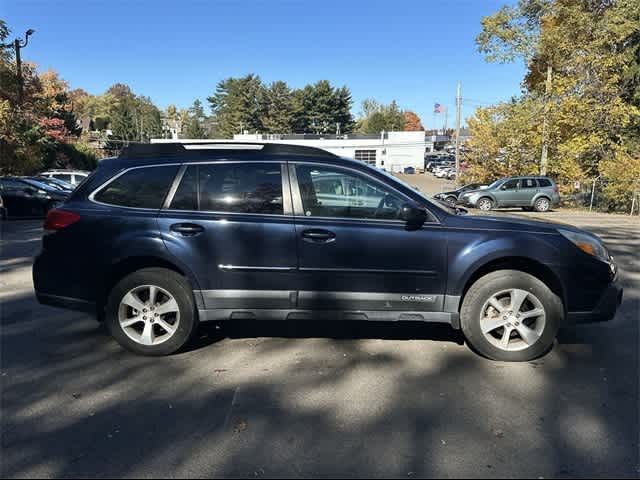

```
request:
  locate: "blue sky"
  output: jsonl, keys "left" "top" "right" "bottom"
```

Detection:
{"left": 4, "top": 0, "right": 525, "bottom": 128}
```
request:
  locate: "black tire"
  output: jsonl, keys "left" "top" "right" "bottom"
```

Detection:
{"left": 477, "top": 197, "right": 494, "bottom": 211}
{"left": 445, "top": 196, "right": 457, "bottom": 207}
{"left": 533, "top": 197, "right": 551, "bottom": 212}
{"left": 105, "top": 267, "right": 198, "bottom": 356}
{"left": 460, "top": 270, "right": 562, "bottom": 362}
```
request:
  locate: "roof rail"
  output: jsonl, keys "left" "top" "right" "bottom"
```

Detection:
{"left": 119, "top": 142, "right": 338, "bottom": 159}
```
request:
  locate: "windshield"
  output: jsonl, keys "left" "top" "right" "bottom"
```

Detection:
{"left": 486, "top": 179, "right": 503, "bottom": 189}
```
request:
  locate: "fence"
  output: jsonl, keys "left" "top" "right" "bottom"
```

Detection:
{"left": 565, "top": 177, "right": 640, "bottom": 216}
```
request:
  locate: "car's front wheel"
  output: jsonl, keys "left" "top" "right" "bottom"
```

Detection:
{"left": 105, "top": 268, "right": 198, "bottom": 356}
{"left": 460, "top": 270, "right": 562, "bottom": 361}
{"left": 445, "top": 196, "right": 457, "bottom": 207}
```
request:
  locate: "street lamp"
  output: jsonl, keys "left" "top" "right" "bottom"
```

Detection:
{"left": 1, "top": 28, "right": 36, "bottom": 105}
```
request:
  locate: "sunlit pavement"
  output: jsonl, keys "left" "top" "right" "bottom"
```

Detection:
{"left": 1, "top": 212, "right": 638, "bottom": 478}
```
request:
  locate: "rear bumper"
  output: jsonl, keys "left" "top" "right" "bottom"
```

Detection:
{"left": 566, "top": 279, "right": 623, "bottom": 324}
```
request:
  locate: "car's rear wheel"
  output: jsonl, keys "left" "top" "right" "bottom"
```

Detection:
{"left": 534, "top": 197, "right": 551, "bottom": 212}
{"left": 105, "top": 268, "right": 198, "bottom": 356}
{"left": 460, "top": 270, "right": 562, "bottom": 362}
{"left": 477, "top": 197, "right": 494, "bottom": 211}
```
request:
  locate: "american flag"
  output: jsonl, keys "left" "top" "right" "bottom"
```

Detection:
{"left": 434, "top": 103, "right": 444, "bottom": 113}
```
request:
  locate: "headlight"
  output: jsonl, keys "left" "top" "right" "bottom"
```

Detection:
{"left": 559, "top": 229, "right": 610, "bottom": 263}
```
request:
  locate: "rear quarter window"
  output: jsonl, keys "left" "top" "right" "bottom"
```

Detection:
{"left": 93, "top": 165, "right": 179, "bottom": 209}
{"left": 538, "top": 178, "right": 552, "bottom": 187}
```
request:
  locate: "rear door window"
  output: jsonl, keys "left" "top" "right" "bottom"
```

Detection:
{"left": 93, "top": 165, "right": 179, "bottom": 209}
{"left": 169, "top": 163, "right": 285, "bottom": 215}
{"left": 521, "top": 178, "right": 538, "bottom": 189}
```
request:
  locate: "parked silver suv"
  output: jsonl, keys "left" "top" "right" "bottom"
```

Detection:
{"left": 459, "top": 176, "right": 560, "bottom": 212}
{"left": 40, "top": 169, "right": 89, "bottom": 186}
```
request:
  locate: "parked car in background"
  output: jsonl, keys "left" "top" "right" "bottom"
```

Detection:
{"left": 0, "top": 177, "right": 70, "bottom": 218}
{"left": 27, "top": 176, "right": 75, "bottom": 192}
{"left": 435, "top": 166, "right": 455, "bottom": 178}
{"left": 34, "top": 143, "right": 621, "bottom": 362}
{"left": 403, "top": 166, "right": 416, "bottom": 175}
{"left": 40, "top": 169, "right": 89, "bottom": 186}
{"left": 433, "top": 163, "right": 453, "bottom": 177}
{"left": 434, "top": 183, "right": 488, "bottom": 207}
{"left": 459, "top": 176, "right": 560, "bottom": 212}
{"left": 426, "top": 158, "right": 453, "bottom": 173}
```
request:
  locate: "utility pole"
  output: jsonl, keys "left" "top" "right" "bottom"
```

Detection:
{"left": 455, "top": 82, "right": 462, "bottom": 184}
{"left": 540, "top": 65, "right": 553, "bottom": 176}
{"left": 1, "top": 29, "right": 35, "bottom": 106}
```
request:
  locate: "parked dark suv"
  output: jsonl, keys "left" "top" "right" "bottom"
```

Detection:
{"left": 33, "top": 143, "right": 622, "bottom": 361}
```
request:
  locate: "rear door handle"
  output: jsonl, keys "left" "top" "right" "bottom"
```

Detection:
{"left": 170, "top": 223, "right": 204, "bottom": 237}
{"left": 301, "top": 229, "right": 336, "bottom": 243}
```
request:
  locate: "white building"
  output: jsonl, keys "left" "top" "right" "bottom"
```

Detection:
{"left": 152, "top": 131, "right": 450, "bottom": 172}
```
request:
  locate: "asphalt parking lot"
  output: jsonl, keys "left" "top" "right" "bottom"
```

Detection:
{"left": 1, "top": 197, "right": 638, "bottom": 478}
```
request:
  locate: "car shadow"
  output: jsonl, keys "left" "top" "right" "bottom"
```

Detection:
{"left": 185, "top": 320, "right": 465, "bottom": 353}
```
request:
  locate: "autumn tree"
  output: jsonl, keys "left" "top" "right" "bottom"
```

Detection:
{"left": 403, "top": 111, "right": 424, "bottom": 131}
{"left": 469, "top": 0, "right": 640, "bottom": 209}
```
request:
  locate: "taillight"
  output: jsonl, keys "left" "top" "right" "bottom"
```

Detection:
{"left": 44, "top": 209, "right": 80, "bottom": 232}
{"left": 554, "top": 186, "right": 559, "bottom": 193}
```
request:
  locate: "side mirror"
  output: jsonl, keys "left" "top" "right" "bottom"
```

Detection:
{"left": 400, "top": 203, "right": 428, "bottom": 230}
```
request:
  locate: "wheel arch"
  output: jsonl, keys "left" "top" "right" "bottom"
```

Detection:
{"left": 476, "top": 194, "right": 496, "bottom": 207}
{"left": 97, "top": 255, "right": 203, "bottom": 320}
{"left": 532, "top": 193, "right": 551, "bottom": 206}
{"left": 457, "top": 256, "right": 566, "bottom": 316}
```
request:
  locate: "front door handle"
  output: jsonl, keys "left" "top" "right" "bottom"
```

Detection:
{"left": 301, "top": 229, "right": 336, "bottom": 243}
{"left": 170, "top": 223, "right": 204, "bottom": 237}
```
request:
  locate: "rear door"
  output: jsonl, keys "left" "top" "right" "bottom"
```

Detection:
{"left": 511, "top": 177, "right": 539, "bottom": 206}
{"left": 157, "top": 161, "right": 298, "bottom": 311}
{"left": 290, "top": 162, "right": 447, "bottom": 313}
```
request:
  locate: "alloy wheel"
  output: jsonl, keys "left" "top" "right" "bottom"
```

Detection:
{"left": 118, "top": 285, "right": 180, "bottom": 346}
{"left": 478, "top": 198, "right": 493, "bottom": 211}
{"left": 479, "top": 288, "right": 546, "bottom": 352}
{"left": 536, "top": 198, "right": 550, "bottom": 212}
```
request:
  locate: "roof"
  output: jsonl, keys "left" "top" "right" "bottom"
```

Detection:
{"left": 119, "top": 142, "right": 338, "bottom": 160}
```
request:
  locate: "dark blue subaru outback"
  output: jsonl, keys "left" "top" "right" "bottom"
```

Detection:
{"left": 33, "top": 143, "right": 622, "bottom": 361}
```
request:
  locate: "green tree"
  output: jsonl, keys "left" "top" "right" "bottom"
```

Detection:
{"left": 260, "top": 81, "right": 294, "bottom": 134}
{"left": 183, "top": 99, "right": 207, "bottom": 138}
{"left": 357, "top": 99, "right": 405, "bottom": 134}
{"left": 292, "top": 80, "right": 353, "bottom": 134}
{"left": 208, "top": 74, "right": 264, "bottom": 138}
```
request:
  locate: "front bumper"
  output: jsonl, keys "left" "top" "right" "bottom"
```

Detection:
{"left": 566, "top": 279, "right": 623, "bottom": 324}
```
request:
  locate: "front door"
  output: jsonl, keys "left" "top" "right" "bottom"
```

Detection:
{"left": 495, "top": 178, "right": 520, "bottom": 207}
{"left": 290, "top": 163, "right": 447, "bottom": 313}
{"left": 157, "top": 161, "right": 298, "bottom": 311}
